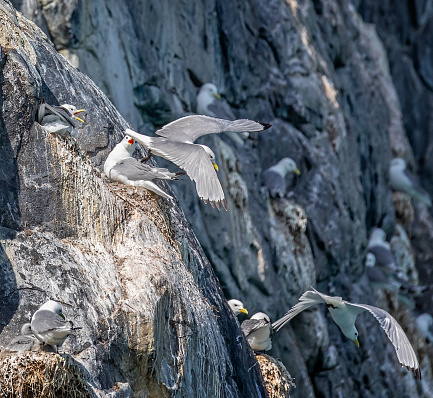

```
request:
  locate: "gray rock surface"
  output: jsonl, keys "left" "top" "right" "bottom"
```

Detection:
{"left": 0, "top": 1, "right": 267, "bottom": 397}
{"left": 5, "top": 0, "right": 433, "bottom": 396}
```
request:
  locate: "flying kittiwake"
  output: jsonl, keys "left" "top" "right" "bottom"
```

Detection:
{"left": 125, "top": 115, "right": 272, "bottom": 210}
{"left": 196, "top": 83, "right": 249, "bottom": 145}
{"left": 272, "top": 288, "right": 421, "bottom": 379}
{"left": 104, "top": 134, "right": 183, "bottom": 200}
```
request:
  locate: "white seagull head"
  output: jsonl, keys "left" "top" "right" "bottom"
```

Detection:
{"left": 60, "top": 104, "right": 86, "bottom": 122}
{"left": 38, "top": 300, "right": 65, "bottom": 319}
{"left": 198, "top": 144, "right": 219, "bottom": 171}
{"left": 279, "top": 157, "right": 301, "bottom": 176}
{"left": 390, "top": 157, "right": 406, "bottom": 170}
{"left": 199, "top": 83, "right": 221, "bottom": 100}
{"left": 228, "top": 299, "right": 248, "bottom": 316}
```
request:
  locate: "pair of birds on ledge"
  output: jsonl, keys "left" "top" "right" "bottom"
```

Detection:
{"left": 229, "top": 287, "right": 421, "bottom": 380}
{"left": 36, "top": 96, "right": 271, "bottom": 211}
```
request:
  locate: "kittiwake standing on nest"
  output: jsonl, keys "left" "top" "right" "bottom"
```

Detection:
{"left": 196, "top": 83, "right": 248, "bottom": 145}
{"left": 272, "top": 287, "right": 421, "bottom": 379}
{"left": 416, "top": 313, "right": 433, "bottom": 345}
{"left": 365, "top": 252, "right": 401, "bottom": 292}
{"left": 390, "top": 158, "right": 431, "bottom": 206}
{"left": 104, "top": 134, "right": 183, "bottom": 200}
{"left": 367, "top": 228, "right": 398, "bottom": 274}
{"left": 125, "top": 115, "right": 272, "bottom": 210}
{"left": 228, "top": 299, "right": 248, "bottom": 316}
{"left": 37, "top": 101, "right": 85, "bottom": 139}
{"left": 241, "top": 312, "right": 273, "bottom": 351}
{"left": 262, "top": 157, "right": 300, "bottom": 198}
{"left": 31, "top": 300, "right": 79, "bottom": 352}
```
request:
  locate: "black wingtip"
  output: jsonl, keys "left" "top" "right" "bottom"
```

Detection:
{"left": 259, "top": 122, "right": 272, "bottom": 131}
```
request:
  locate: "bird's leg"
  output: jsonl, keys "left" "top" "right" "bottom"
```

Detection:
{"left": 141, "top": 150, "right": 153, "bottom": 163}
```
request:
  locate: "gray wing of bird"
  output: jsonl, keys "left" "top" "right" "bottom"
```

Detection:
{"left": 37, "top": 103, "right": 77, "bottom": 128}
{"left": 272, "top": 288, "right": 329, "bottom": 331}
{"left": 347, "top": 302, "right": 421, "bottom": 380}
{"left": 403, "top": 169, "right": 432, "bottom": 205}
{"left": 206, "top": 99, "right": 236, "bottom": 120}
{"left": 241, "top": 319, "right": 270, "bottom": 337}
{"left": 110, "top": 158, "right": 176, "bottom": 181}
{"left": 155, "top": 115, "right": 270, "bottom": 143}
{"left": 146, "top": 138, "right": 227, "bottom": 210}
{"left": 367, "top": 246, "right": 397, "bottom": 273}
{"left": 32, "top": 310, "right": 70, "bottom": 333}
{"left": 262, "top": 169, "right": 286, "bottom": 198}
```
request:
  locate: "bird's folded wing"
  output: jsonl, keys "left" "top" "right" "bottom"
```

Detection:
{"left": 146, "top": 139, "right": 226, "bottom": 209}
{"left": 207, "top": 100, "right": 236, "bottom": 120}
{"left": 32, "top": 311, "right": 69, "bottom": 333}
{"left": 348, "top": 302, "right": 421, "bottom": 380}
{"left": 367, "top": 246, "right": 397, "bottom": 271}
{"left": 241, "top": 319, "right": 270, "bottom": 336}
{"left": 271, "top": 288, "right": 330, "bottom": 331}
{"left": 110, "top": 158, "right": 175, "bottom": 181}
{"left": 262, "top": 169, "right": 286, "bottom": 197}
{"left": 37, "top": 103, "right": 77, "bottom": 127}
{"left": 155, "top": 115, "right": 268, "bottom": 142}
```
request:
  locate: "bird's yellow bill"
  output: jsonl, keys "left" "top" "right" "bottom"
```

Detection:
{"left": 60, "top": 313, "right": 65, "bottom": 320}
{"left": 293, "top": 168, "right": 301, "bottom": 175}
{"left": 213, "top": 162, "right": 219, "bottom": 171}
{"left": 213, "top": 93, "right": 221, "bottom": 99}
{"left": 240, "top": 308, "right": 248, "bottom": 314}
{"left": 74, "top": 109, "right": 86, "bottom": 123}
{"left": 354, "top": 338, "right": 359, "bottom": 348}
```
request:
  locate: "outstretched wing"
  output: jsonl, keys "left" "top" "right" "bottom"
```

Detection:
{"left": 155, "top": 115, "right": 270, "bottom": 143}
{"left": 271, "top": 288, "right": 333, "bottom": 331}
{"left": 348, "top": 302, "right": 421, "bottom": 380}
{"left": 146, "top": 139, "right": 227, "bottom": 210}
{"left": 110, "top": 158, "right": 176, "bottom": 181}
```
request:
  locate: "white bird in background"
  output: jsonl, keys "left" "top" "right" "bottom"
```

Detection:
{"left": 31, "top": 300, "right": 79, "bottom": 352}
{"left": 37, "top": 101, "right": 85, "bottom": 138}
{"left": 367, "top": 228, "right": 398, "bottom": 274}
{"left": 416, "top": 313, "right": 433, "bottom": 345}
{"left": 104, "top": 134, "right": 183, "bottom": 200}
{"left": 262, "top": 157, "right": 301, "bottom": 198}
{"left": 196, "top": 83, "right": 249, "bottom": 145}
{"left": 271, "top": 288, "right": 421, "bottom": 379}
{"left": 228, "top": 299, "right": 248, "bottom": 316}
{"left": 389, "top": 157, "right": 431, "bottom": 206}
{"left": 365, "top": 252, "right": 401, "bottom": 292}
{"left": 126, "top": 115, "right": 271, "bottom": 210}
{"left": 241, "top": 312, "right": 273, "bottom": 351}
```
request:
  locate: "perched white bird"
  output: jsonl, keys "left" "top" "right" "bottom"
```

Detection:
{"left": 241, "top": 312, "right": 273, "bottom": 351}
{"left": 31, "top": 300, "right": 78, "bottom": 352}
{"left": 104, "top": 134, "right": 183, "bottom": 200}
{"left": 228, "top": 299, "right": 248, "bottom": 316}
{"left": 196, "top": 83, "right": 249, "bottom": 145}
{"left": 37, "top": 101, "right": 85, "bottom": 138}
{"left": 367, "top": 228, "right": 398, "bottom": 274}
{"left": 389, "top": 158, "right": 431, "bottom": 206}
{"left": 272, "top": 288, "right": 421, "bottom": 379}
{"left": 262, "top": 157, "right": 301, "bottom": 198}
{"left": 4, "top": 323, "right": 41, "bottom": 353}
{"left": 365, "top": 252, "right": 401, "bottom": 292}
{"left": 416, "top": 313, "right": 433, "bottom": 345}
{"left": 125, "top": 115, "right": 271, "bottom": 210}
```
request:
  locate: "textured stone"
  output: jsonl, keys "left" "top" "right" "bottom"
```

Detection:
{"left": 6, "top": 0, "right": 433, "bottom": 396}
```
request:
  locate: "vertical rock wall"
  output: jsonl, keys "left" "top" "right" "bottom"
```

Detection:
{"left": 6, "top": 0, "right": 433, "bottom": 397}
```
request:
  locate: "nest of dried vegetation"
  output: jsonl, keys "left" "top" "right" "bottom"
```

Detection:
{"left": 0, "top": 352, "right": 93, "bottom": 398}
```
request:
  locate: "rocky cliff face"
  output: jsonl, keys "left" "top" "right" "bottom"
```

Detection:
{"left": 4, "top": 0, "right": 433, "bottom": 397}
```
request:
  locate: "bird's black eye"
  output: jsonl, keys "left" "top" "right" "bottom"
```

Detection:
{"left": 355, "top": 332, "right": 358, "bottom": 336}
